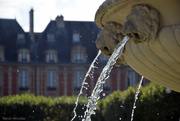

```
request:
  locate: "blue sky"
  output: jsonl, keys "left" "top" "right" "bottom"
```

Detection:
{"left": 0, "top": 0, "right": 105, "bottom": 32}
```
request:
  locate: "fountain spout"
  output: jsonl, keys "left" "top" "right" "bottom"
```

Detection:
{"left": 95, "top": 0, "right": 180, "bottom": 92}
{"left": 96, "top": 22, "right": 128, "bottom": 66}
{"left": 122, "top": 4, "right": 160, "bottom": 44}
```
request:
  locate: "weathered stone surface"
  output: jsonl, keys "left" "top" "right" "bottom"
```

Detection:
{"left": 95, "top": 0, "right": 180, "bottom": 92}
{"left": 122, "top": 4, "right": 159, "bottom": 43}
{"left": 95, "top": 22, "right": 127, "bottom": 66}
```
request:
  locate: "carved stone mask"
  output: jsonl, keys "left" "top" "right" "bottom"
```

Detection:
{"left": 122, "top": 4, "right": 159, "bottom": 43}
{"left": 96, "top": 22, "right": 127, "bottom": 66}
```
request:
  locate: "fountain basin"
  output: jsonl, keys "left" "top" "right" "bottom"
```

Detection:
{"left": 95, "top": 0, "right": 180, "bottom": 92}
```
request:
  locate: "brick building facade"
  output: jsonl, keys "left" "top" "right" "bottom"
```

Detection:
{"left": 0, "top": 9, "right": 149, "bottom": 97}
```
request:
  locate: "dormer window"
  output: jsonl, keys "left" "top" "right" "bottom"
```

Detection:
{"left": 17, "top": 33, "right": 25, "bottom": 43}
{"left": 71, "top": 45, "right": 86, "bottom": 63}
{"left": 74, "top": 53, "right": 84, "bottom": 63}
{"left": 73, "top": 33, "right": 80, "bottom": 42}
{"left": 18, "top": 49, "right": 30, "bottom": 62}
{"left": 47, "top": 33, "right": 55, "bottom": 42}
{"left": 17, "top": 33, "right": 25, "bottom": 40}
{"left": 45, "top": 50, "right": 58, "bottom": 63}
{"left": 49, "top": 52, "right": 55, "bottom": 62}
{"left": 21, "top": 52, "right": 27, "bottom": 62}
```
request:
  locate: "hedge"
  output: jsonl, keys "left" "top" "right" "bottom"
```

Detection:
{"left": 0, "top": 83, "right": 179, "bottom": 121}
{"left": 0, "top": 94, "right": 89, "bottom": 121}
{"left": 100, "top": 83, "right": 180, "bottom": 121}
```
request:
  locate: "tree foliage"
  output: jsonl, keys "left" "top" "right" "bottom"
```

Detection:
{"left": 0, "top": 83, "right": 179, "bottom": 121}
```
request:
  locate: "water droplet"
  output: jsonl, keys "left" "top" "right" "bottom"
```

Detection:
{"left": 119, "top": 117, "right": 121, "bottom": 120}
{"left": 102, "top": 93, "right": 106, "bottom": 97}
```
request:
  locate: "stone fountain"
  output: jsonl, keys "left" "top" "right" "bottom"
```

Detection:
{"left": 95, "top": 0, "right": 180, "bottom": 92}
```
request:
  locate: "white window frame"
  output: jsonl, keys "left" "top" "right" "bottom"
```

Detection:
{"left": 74, "top": 70, "right": 84, "bottom": 88}
{"left": 49, "top": 52, "right": 55, "bottom": 62}
{"left": 47, "top": 33, "right": 55, "bottom": 42}
{"left": 21, "top": 52, "right": 27, "bottom": 62}
{"left": 74, "top": 53, "right": 84, "bottom": 63}
{"left": 19, "top": 70, "right": 29, "bottom": 89}
{"left": 73, "top": 33, "right": 80, "bottom": 42}
{"left": 47, "top": 70, "right": 56, "bottom": 88}
{"left": 17, "top": 33, "right": 25, "bottom": 40}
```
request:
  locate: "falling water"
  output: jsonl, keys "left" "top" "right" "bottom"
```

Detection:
{"left": 71, "top": 50, "right": 101, "bottom": 121}
{"left": 82, "top": 36, "right": 130, "bottom": 121}
{"left": 130, "top": 76, "right": 144, "bottom": 121}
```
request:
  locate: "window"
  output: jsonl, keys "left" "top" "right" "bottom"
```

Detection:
{"left": 47, "top": 70, "right": 56, "bottom": 90}
{"left": 74, "top": 53, "right": 84, "bottom": 63}
{"left": 18, "top": 49, "right": 30, "bottom": 62}
{"left": 47, "top": 33, "right": 55, "bottom": 42}
{"left": 21, "top": 52, "right": 27, "bottom": 62}
{"left": 17, "top": 33, "right": 25, "bottom": 40}
{"left": 73, "top": 33, "right": 80, "bottom": 42}
{"left": 74, "top": 71, "right": 84, "bottom": 89}
{"left": 71, "top": 45, "right": 86, "bottom": 63}
{"left": 19, "top": 70, "right": 29, "bottom": 90}
{"left": 49, "top": 52, "right": 55, "bottom": 62}
{"left": 46, "top": 50, "right": 58, "bottom": 63}
{"left": 127, "top": 71, "right": 136, "bottom": 87}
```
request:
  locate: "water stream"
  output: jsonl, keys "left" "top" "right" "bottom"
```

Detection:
{"left": 130, "top": 76, "right": 144, "bottom": 121}
{"left": 71, "top": 35, "right": 143, "bottom": 121}
{"left": 71, "top": 50, "right": 102, "bottom": 121}
{"left": 82, "top": 36, "right": 130, "bottom": 121}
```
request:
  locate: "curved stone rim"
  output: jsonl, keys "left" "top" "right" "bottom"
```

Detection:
{"left": 95, "top": 0, "right": 133, "bottom": 29}
{"left": 95, "top": 0, "right": 180, "bottom": 29}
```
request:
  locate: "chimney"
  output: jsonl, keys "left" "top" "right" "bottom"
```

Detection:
{"left": 29, "top": 8, "right": 34, "bottom": 41}
{"left": 56, "top": 15, "right": 65, "bottom": 28}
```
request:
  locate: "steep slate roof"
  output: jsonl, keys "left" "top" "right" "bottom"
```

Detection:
{"left": 0, "top": 18, "right": 101, "bottom": 65}
{"left": 37, "top": 20, "right": 101, "bottom": 64}
{"left": 0, "top": 19, "right": 32, "bottom": 63}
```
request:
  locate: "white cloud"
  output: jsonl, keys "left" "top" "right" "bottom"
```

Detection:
{"left": 0, "top": 0, "right": 105, "bottom": 32}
